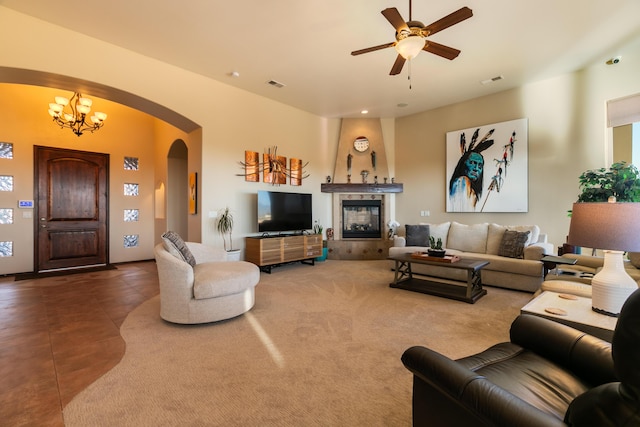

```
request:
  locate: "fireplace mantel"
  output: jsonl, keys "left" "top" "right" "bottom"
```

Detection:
{"left": 321, "top": 183, "right": 403, "bottom": 193}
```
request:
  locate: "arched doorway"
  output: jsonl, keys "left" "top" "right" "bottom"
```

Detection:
{"left": 167, "top": 140, "right": 189, "bottom": 238}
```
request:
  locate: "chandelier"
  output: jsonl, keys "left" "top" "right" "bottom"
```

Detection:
{"left": 48, "top": 92, "right": 107, "bottom": 137}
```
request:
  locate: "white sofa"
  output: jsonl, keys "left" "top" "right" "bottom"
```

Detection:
{"left": 389, "top": 222, "right": 554, "bottom": 293}
{"left": 154, "top": 241, "right": 260, "bottom": 324}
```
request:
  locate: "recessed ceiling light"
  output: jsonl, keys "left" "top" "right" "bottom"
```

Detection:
{"left": 230, "top": 71, "right": 240, "bottom": 78}
{"left": 361, "top": 110, "right": 369, "bottom": 114}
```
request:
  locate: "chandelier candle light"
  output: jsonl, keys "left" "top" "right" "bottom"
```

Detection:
{"left": 48, "top": 92, "right": 107, "bottom": 136}
{"left": 567, "top": 200, "right": 640, "bottom": 317}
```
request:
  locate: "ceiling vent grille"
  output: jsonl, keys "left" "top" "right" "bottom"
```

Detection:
{"left": 267, "top": 80, "right": 286, "bottom": 88}
{"left": 480, "top": 75, "right": 504, "bottom": 85}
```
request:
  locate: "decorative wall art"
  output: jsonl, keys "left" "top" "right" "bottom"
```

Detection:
{"left": 244, "top": 151, "right": 259, "bottom": 182}
{"left": 290, "top": 158, "right": 302, "bottom": 186}
{"left": 237, "top": 146, "right": 309, "bottom": 186}
{"left": 446, "top": 118, "right": 528, "bottom": 213}
{"left": 189, "top": 172, "right": 197, "bottom": 214}
{"left": 263, "top": 152, "right": 287, "bottom": 185}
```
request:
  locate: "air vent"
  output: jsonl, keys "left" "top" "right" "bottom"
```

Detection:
{"left": 480, "top": 75, "right": 504, "bottom": 85}
{"left": 266, "top": 80, "right": 286, "bottom": 88}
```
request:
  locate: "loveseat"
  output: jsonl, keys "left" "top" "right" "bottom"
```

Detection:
{"left": 389, "top": 222, "right": 554, "bottom": 292}
{"left": 154, "top": 232, "right": 260, "bottom": 324}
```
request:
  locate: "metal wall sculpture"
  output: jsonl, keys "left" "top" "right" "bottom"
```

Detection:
{"left": 238, "top": 146, "right": 309, "bottom": 186}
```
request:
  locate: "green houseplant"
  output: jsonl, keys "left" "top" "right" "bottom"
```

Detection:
{"left": 576, "top": 161, "right": 640, "bottom": 203}
{"left": 216, "top": 207, "right": 235, "bottom": 251}
{"left": 428, "top": 236, "right": 445, "bottom": 257}
{"left": 313, "top": 221, "right": 328, "bottom": 261}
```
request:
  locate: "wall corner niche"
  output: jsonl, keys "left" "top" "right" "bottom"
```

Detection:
{"left": 332, "top": 118, "right": 391, "bottom": 185}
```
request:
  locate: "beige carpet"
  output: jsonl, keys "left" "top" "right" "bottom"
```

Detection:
{"left": 63, "top": 260, "right": 532, "bottom": 426}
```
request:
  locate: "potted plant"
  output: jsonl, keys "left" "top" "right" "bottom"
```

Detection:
{"left": 387, "top": 220, "right": 400, "bottom": 239}
{"left": 216, "top": 207, "right": 240, "bottom": 261}
{"left": 428, "top": 236, "right": 446, "bottom": 257}
{"left": 576, "top": 161, "right": 640, "bottom": 203}
{"left": 313, "top": 221, "right": 329, "bottom": 261}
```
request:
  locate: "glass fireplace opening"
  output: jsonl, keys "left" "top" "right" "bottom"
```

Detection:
{"left": 342, "top": 200, "right": 381, "bottom": 239}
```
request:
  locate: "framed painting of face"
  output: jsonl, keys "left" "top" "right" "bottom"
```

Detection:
{"left": 446, "top": 118, "right": 528, "bottom": 213}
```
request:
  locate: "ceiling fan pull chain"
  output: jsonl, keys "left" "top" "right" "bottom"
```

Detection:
{"left": 408, "top": 60, "right": 412, "bottom": 89}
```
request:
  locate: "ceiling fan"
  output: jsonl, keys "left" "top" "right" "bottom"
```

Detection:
{"left": 351, "top": 1, "right": 473, "bottom": 75}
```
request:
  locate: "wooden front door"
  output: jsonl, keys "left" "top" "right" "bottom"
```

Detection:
{"left": 35, "top": 146, "right": 109, "bottom": 272}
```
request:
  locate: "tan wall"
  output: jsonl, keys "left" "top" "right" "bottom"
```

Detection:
{"left": 0, "top": 84, "right": 158, "bottom": 274}
{"left": 395, "top": 35, "right": 640, "bottom": 248}
{"left": 1, "top": 6, "right": 639, "bottom": 272}
{"left": 0, "top": 7, "right": 341, "bottom": 270}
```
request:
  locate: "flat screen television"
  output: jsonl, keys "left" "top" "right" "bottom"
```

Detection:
{"left": 258, "top": 190, "right": 312, "bottom": 233}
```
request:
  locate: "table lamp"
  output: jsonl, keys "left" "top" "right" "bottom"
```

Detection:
{"left": 567, "top": 201, "right": 640, "bottom": 316}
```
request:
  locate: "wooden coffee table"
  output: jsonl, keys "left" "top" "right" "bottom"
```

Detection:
{"left": 388, "top": 253, "right": 489, "bottom": 303}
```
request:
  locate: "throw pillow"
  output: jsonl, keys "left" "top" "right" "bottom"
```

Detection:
{"left": 498, "top": 230, "right": 530, "bottom": 259}
{"left": 486, "top": 223, "right": 507, "bottom": 255}
{"left": 420, "top": 222, "right": 450, "bottom": 246}
{"left": 405, "top": 224, "right": 430, "bottom": 246}
{"left": 507, "top": 225, "right": 540, "bottom": 246}
{"left": 447, "top": 222, "right": 489, "bottom": 253}
{"left": 162, "top": 231, "right": 197, "bottom": 267}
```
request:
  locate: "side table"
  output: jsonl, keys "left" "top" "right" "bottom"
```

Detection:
{"left": 521, "top": 291, "right": 617, "bottom": 342}
{"left": 541, "top": 255, "right": 577, "bottom": 277}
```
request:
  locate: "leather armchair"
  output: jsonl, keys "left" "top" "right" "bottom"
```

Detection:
{"left": 401, "top": 288, "right": 640, "bottom": 426}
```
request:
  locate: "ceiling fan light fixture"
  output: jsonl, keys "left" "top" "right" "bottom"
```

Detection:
{"left": 395, "top": 35, "right": 425, "bottom": 60}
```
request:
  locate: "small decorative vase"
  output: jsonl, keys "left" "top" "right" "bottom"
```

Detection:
{"left": 427, "top": 249, "right": 446, "bottom": 258}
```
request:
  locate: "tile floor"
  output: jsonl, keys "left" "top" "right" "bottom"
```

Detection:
{"left": 0, "top": 261, "right": 159, "bottom": 427}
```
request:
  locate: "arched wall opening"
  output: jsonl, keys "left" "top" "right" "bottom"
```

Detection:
{"left": 167, "top": 140, "right": 189, "bottom": 238}
{"left": 0, "top": 67, "right": 203, "bottom": 274}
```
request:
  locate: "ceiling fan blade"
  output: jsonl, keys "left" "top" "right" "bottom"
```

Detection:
{"left": 424, "top": 41, "right": 461, "bottom": 60}
{"left": 389, "top": 55, "right": 406, "bottom": 75}
{"left": 351, "top": 42, "right": 395, "bottom": 56}
{"left": 424, "top": 6, "right": 473, "bottom": 36}
{"left": 381, "top": 8, "right": 409, "bottom": 33}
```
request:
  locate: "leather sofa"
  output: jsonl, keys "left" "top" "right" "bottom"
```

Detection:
{"left": 401, "top": 288, "right": 640, "bottom": 426}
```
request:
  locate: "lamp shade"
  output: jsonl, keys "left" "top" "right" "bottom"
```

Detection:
{"left": 395, "top": 35, "right": 426, "bottom": 60}
{"left": 567, "top": 202, "right": 640, "bottom": 316}
{"left": 567, "top": 202, "right": 640, "bottom": 252}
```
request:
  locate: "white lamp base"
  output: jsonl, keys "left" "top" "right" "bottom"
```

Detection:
{"left": 591, "top": 250, "right": 638, "bottom": 317}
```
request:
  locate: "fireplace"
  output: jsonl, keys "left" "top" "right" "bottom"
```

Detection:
{"left": 341, "top": 199, "right": 382, "bottom": 239}
{"left": 326, "top": 192, "right": 393, "bottom": 260}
